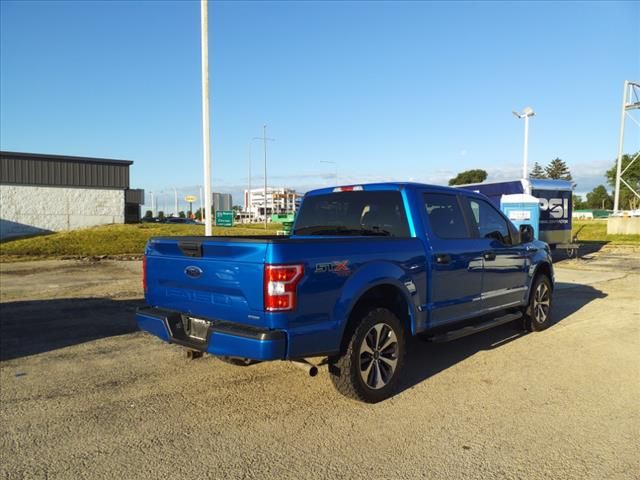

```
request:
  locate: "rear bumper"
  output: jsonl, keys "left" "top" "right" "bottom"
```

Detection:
{"left": 136, "top": 307, "right": 287, "bottom": 361}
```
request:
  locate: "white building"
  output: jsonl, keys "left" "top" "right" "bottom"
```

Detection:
{"left": 0, "top": 151, "right": 143, "bottom": 240}
{"left": 244, "top": 187, "right": 301, "bottom": 219}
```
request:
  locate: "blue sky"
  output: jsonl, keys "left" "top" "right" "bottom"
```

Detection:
{"left": 1, "top": 0, "right": 639, "bottom": 211}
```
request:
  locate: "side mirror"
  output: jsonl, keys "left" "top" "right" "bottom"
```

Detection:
{"left": 520, "top": 224, "right": 534, "bottom": 244}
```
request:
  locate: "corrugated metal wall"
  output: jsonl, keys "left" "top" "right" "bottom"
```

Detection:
{"left": 125, "top": 189, "right": 144, "bottom": 204}
{"left": 0, "top": 152, "right": 131, "bottom": 189}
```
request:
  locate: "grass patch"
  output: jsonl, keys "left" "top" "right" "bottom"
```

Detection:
{"left": 572, "top": 219, "right": 640, "bottom": 245}
{"left": 0, "top": 223, "right": 281, "bottom": 260}
{"left": 2, "top": 219, "right": 637, "bottom": 261}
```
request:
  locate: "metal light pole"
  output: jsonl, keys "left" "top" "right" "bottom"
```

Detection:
{"left": 149, "top": 191, "right": 155, "bottom": 217}
{"left": 247, "top": 141, "right": 252, "bottom": 214}
{"left": 173, "top": 187, "right": 178, "bottom": 217}
{"left": 199, "top": 187, "right": 204, "bottom": 221}
{"left": 513, "top": 107, "right": 535, "bottom": 180}
{"left": 253, "top": 126, "right": 275, "bottom": 229}
{"left": 200, "top": 0, "right": 213, "bottom": 235}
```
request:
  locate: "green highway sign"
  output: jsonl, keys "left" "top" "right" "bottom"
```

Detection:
{"left": 215, "top": 210, "right": 234, "bottom": 227}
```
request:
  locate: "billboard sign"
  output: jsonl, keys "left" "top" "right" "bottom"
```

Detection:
{"left": 533, "top": 189, "right": 572, "bottom": 231}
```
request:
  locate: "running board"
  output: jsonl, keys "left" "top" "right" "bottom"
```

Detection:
{"left": 428, "top": 312, "right": 522, "bottom": 343}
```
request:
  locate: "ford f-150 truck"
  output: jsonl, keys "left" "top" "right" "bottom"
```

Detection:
{"left": 137, "top": 183, "right": 554, "bottom": 403}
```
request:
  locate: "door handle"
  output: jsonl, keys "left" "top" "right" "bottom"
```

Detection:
{"left": 483, "top": 251, "right": 496, "bottom": 261}
{"left": 435, "top": 254, "right": 451, "bottom": 264}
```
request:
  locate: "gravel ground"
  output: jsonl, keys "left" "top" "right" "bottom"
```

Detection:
{"left": 0, "top": 253, "right": 638, "bottom": 480}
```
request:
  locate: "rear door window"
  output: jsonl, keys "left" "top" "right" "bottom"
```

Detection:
{"left": 424, "top": 193, "right": 472, "bottom": 239}
{"left": 293, "top": 191, "right": 410, "bottom": 237}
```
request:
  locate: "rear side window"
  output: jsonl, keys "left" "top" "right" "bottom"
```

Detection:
{"left": 424, "top": 193, "right": 471, "bottom": 239}
{"left": 293, "top": 191, "right": 410, "bottom": 237}
{"left": 467, "top": 198, "right": 512, "bottom": 244}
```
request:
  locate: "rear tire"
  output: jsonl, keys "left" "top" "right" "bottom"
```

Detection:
{"left": 524, "top": 275, "right": 553, "bottom": 332}
{"left": 329, "top": 307, "right": 406, "bottom": 403}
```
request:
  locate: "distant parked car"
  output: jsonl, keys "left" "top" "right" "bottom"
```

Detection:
{"left": 141, "top": 217, "right": 163, "bottom": 223}
{"left": 164, "top": 217, "right": 197, "bottom": 224}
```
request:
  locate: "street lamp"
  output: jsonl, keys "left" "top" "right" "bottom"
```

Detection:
{"left": 513, "top": 106, "right": 535, "bottom": 180}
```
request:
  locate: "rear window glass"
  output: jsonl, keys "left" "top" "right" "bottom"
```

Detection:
{"left": 424, "top": 193, "right": 471, "bottom": 239}
{"left": 293, "top": 191, "right": 410, "bottom": 237}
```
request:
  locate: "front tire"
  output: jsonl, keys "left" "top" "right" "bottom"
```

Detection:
{"left": 329, "top": 307, "right": 406, "bottom": 403}
{"left": 525, "top": 275, "right": 553, "bottom": 332}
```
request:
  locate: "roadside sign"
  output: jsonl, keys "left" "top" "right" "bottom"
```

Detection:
{"left": 184, "top": 195, "right": 197, "bottom": 203}
{"left": 215, "top": 210, "right": 234, "bottom": 227}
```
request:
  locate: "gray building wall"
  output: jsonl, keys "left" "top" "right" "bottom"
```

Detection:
{"left": 1, "top": 184, "right": 125, "bottom": 240}
{"left": 213, "top": 192, "right": 232, "bottom": 212}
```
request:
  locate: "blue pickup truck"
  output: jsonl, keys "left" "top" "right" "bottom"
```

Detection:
{"left": 137, "top": 183, "right": 554, "bottom": 403}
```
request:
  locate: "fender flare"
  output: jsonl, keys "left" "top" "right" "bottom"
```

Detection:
{"left": 332, "top": 261, "right": 419, "bottom": 342}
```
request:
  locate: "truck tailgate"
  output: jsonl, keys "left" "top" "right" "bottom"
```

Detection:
{"left": 144, "top": 237, "right": 267, "bottom": 328}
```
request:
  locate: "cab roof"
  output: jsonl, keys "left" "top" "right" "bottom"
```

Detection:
{"left": 304, "top": 182, "right": 477, "bottom": 197}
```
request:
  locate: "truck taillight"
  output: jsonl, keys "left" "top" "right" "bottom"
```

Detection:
{"left": 264, "top": 264, "right": 304, "bottom": 311}
{"left": 142, "top": 255, "right": 147, "bottom": 292}
{"left": 333, "top": 185, "right": 363, "bottom": 192}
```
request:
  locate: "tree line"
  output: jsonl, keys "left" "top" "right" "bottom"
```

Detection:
{"left": 448, "top": 152, "right": 639, "bottom": 211}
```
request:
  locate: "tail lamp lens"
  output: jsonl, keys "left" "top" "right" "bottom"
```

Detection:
{"left": 264, "top": 264, "right": 304, "bottom": 311}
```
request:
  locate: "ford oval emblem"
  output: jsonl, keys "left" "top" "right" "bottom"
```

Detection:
{"left": 185, "top": 266, "right": 203, "bottom": 278}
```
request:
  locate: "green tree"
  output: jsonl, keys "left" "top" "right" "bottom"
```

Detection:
{"left": 194, "top": 208, "right": 203, "bottom": 221}
{"left": 143, "top": 210, "right": 153, "bottom": 220}
{"left": 530, "top": 162, "right": 547, "bottom": 179}
{"left": 178, "top": 211, "right": 186, "bottom": 218}
{"left": 448, "top": 169, "right": 488, "bottom": 186}
{"left": 158, "top": 211, "right": 165, "bottom": 220}
{"left": 606, "top": 152, "right": 640, "bottom": 210}
{"left": 585, "top": 185, "right": 613, "bottom": 209}
{"left": 572, "top": 194, "right": 586, "bottom": 210}
{"left": 545, "top": 158, "right": 572, "bottom": 180}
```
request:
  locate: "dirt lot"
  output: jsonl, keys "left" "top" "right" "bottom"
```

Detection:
{"left": 1, "top": 248, "right": 638, "bottom": 479}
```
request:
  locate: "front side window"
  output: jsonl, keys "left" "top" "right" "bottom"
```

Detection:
{"left": 424, "top": 193, "right": 471, "bottom": 239}
{"left": 467, "top": 198, "right": 511, "bottom": 244}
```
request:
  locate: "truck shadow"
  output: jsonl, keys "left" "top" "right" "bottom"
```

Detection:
{"left": 397, "top": 283, "right": 607, "bottom": 396}
{"left": 0, "top": 297, "right": 143, "bottom": 361}
{"left": 552, "top": 241, "right": 607, "bottom": 263}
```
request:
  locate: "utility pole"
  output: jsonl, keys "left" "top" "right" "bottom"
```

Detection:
{"left": 199, "top": 186, "right": 204, "bottom": 221}
{"left": 200, "top": 0, "right": 213, "bottom": 235}
{"left": 253, "top": 126, "right": 275, "bottom": 229}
